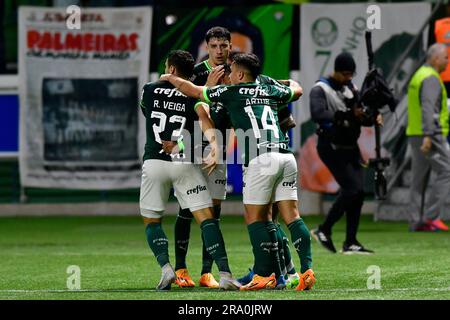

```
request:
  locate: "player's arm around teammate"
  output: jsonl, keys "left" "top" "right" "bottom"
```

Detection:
{"left": 161, "top": 53, "right": 314, "bottom": 292}
{"left": 162, "top": 102, "right": 219, "bottom": 175}
{"left": 161, "top": 41, "right": 234, "bottom": 289}
{"left": 140, "top": 50, "right": 241, "bottom": 291}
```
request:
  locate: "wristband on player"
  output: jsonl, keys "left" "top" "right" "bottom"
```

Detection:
{"left": 177, "top": 137, "right": 185, "bottom": 153}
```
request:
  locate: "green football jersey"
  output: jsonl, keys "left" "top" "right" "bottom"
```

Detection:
{"left": 256, "top": 74, "right": 291, "bottom": 138}
{"left": 140, "top": 81, "right": 199, "bottom": 162}
{"left": 203, "top": 82, "right": 295, "bottom": 165}
{"left": 191, "top": 60, "right": 213, "bottom": 86}
{"left": 192, "top": 60, "right": 232, "bottom": 158}
{"left": 256, "top": 74, "right": 288, "bottom": 110}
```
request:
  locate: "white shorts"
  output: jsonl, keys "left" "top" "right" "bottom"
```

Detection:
{"left": 200, "top": 163, "right": 227, "bottom": 201}
{"left": 243, "top": 152, "right": 298, "bottom": 205}
{"left": 140, "top": 159, "right": 213, "bottom": 218}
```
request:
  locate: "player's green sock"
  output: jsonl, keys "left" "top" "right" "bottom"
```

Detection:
{"left": 200, "top": 205, "right": 221, "bottom": 275}
{"left": 174, "top": 208, "right": 192, "bottom": 270}
{"left": 200, "top": 233, "right": 213, "bottom": 275}
{"left": 212, "top": 204, "right": 222, "bottom": 220}
{"left": 276, "top": 223, "right": 296, "bottom": 274}
{"left": 266, "top": 221, "right": 283, "bottom": 278}
{"left": 145, "top": 223, "right": 169, "bottom": 268}
{"left": 274, "top": 223, "right": 286, "bottom": 275}
{"left": 247, "top": 221, "right": 274, "bottom": 277}
{"left": 200, "top": 219, "right": 230, "bottom": 273}
{"left": 287, "top": 218, "right": 312, "bottom": 273}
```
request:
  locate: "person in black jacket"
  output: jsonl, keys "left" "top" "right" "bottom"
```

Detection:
{"left": 309, "top": 52, "right": 381, "bottom": 255}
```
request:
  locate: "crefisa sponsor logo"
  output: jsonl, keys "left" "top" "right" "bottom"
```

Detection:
{"left": 209, "top": 86, "right": 228, "bottom": 98}
{"left": 239, "top": 86, "right": 269, "bottom": 97}
{"left": 282, "top": 180, "right": 296, "bottom": 188}
{"left": 214, "top": 179, "right": 226, "bottom": 185}
{"left": 186, "top": 185, "right": 207, "bottom": 195}
{"left": 154, "top": 87, "right": 187, "bottom": 98}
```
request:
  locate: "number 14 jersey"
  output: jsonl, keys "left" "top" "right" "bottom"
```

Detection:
{"left": 203, "top": 82, "right": 295, "bottom": 165}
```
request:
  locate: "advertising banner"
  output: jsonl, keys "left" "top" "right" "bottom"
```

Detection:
{"left": 19, "top": 6, "right": 152, "bottom": 189}
{"left": 297, "top": 2, "right": 430, "bottom": 193}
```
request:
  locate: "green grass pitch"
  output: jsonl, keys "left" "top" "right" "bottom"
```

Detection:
{"left": 0, "top": 215, "right": 449, "bottom": 300}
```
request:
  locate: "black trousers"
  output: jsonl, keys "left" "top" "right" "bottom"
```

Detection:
{"left": 316, "top": 137, "right": 365, "bottom": 244}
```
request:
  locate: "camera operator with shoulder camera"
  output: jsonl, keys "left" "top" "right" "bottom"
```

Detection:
{"left": 309, "top": 52, "right": 382, "bottom": 255}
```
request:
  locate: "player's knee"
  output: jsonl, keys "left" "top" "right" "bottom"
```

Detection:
{"left": 142, "top": 217, "right": 162, "bottom": 225}
{"left": 277, "top": 200, "right": 299, "bottom": 220}
{"left": 192, "top": 206, "right": 215, "bottom": 223}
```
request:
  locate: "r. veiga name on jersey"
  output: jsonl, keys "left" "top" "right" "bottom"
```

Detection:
{"left": 163, "top": 101, "right": 185, "bottom": 112}
{"left": 153, "top": 99, "right": 186, "bottom": 111}
{"left": 154, "top": 87, "right": 187, "bottom": 98}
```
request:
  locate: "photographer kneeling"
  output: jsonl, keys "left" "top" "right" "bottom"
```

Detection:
{"left": 309, "top": 52, "right": 382, "bottom": 255}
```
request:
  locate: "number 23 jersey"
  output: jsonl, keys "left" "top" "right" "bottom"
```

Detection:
{"left": 140, "top": 80, "right": 199, "bottom": 162}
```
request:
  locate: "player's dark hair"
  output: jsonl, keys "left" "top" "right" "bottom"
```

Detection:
{"left": 232, "top": 53, "right": 261, "bottom": 79}
{"left": 228, "top": 50, "right": 243, "bottom": 63}
{"left": 167, "top": 50, "right": 195, "bottom": 79}
{"left": 223, "top": 63, "right": 231, "bottom": 74}
{"left": 205, "top": 26, "right": 231, "bottom": 43}
{"left": 188, "top": 12, "right": 264, "bottom": 64}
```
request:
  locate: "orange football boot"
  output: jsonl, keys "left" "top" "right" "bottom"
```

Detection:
{"left": 175, "top": 268, "right": 195, "bottom": 287}
{"left": 296, "top": 269, "right": 316, "bottom": 291}
{"left": 199, "top": 273, "right": 219, "bottom": 288}
{"left": 239, "top": 273, "right": 276, "bottom": 291}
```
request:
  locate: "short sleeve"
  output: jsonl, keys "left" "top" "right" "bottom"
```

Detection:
{"left": 139, "top": 84, "right": 152, "bottom": 116}
{"left": 271, "top": 84, "right": 294, "bottom": 104}
{"left": 204, "top": 85, "right": 230, "bottom": 103}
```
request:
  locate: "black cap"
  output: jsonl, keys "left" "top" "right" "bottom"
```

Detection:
{"left": 334, "top": 52, "right": 356, "bottom": 73}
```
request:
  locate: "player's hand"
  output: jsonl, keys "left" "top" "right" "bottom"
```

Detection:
{"left": 160, "top": 74, "right": 172, "bottom": 82}
{"left": 202, "top": 148, "right": 218, "bottom": 175}
{"left": 420, "top": 136, "right": 432, "bottom": 154}
{"left": 353, "top": 107, "right": 366, "bottom": 120}
{"left": 161, "top": 140, "right": 178, "bottom": 155}
{"left": 206, "top": 65, "right": 225, "bottom": 87}
{"left": 376, "top": 114, "right": 383, "bottom": 126}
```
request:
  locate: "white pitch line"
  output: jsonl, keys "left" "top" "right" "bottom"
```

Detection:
{"left": 0, "top": 289, "right": 156, "bottom": 293}
{"left": 312, "top": 287, "right": 450, "bottom": 293}
{"left": 0, "top": 287, "right": 449, "bottom": 294}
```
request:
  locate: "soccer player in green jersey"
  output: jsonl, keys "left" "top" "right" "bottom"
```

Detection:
{"left": 161, "top": 53, "right": 315, "bottom": 291}
{"left": 171, "top": 32, "right": 298, "bottom": 289}
{"left": 236, "top": 73, "right": 301, "bottom": 289}
{"left": 211, "top": 50, "right": 298, "bottom": 288}
{"left": 168, "top": 27, "right": 233, "bottom": 289}
{"left": 139, "top": 50, "right": 241, "bottom": 291}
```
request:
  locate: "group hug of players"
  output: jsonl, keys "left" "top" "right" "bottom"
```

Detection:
{"left": 139, "top": 26, "right": 315, "bottom": 291}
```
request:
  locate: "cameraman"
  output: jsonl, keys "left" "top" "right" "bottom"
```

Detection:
{"left": 309, "top": 52, "right": 381, "bottom": 254}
